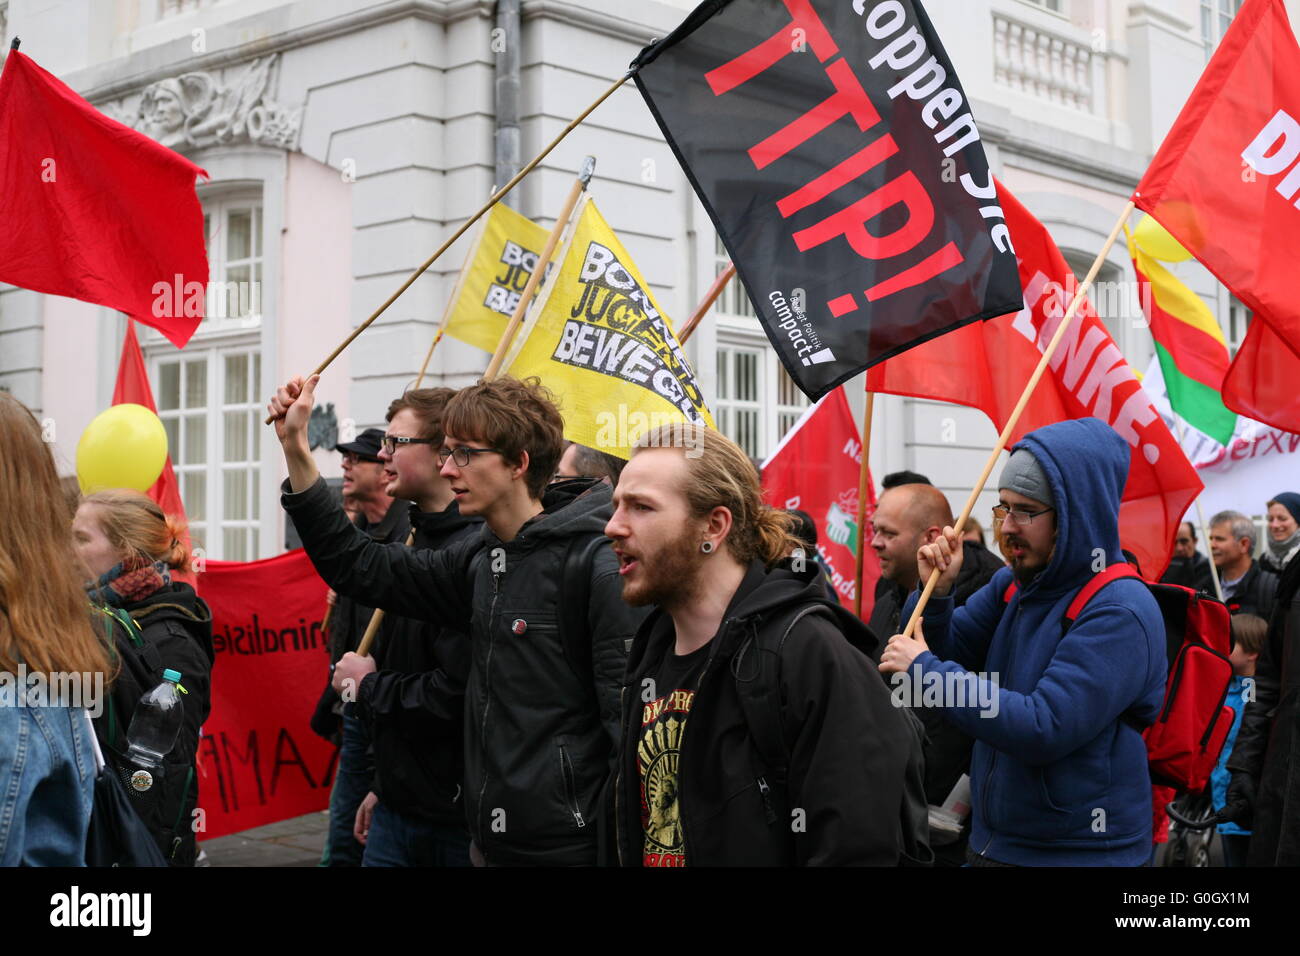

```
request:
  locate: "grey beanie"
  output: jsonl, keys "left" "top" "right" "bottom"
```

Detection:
{"left": 999, "top": 448, "right": 1054, "bottom": 508}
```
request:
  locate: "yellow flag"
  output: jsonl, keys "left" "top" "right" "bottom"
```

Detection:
{"left": 504, "top": 197, "right": 714, "bottom": 459}
{"left": 441, "top": 202, "right": 549, "bottom": 354}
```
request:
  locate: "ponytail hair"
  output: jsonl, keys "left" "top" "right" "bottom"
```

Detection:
{"left": 80, "top": 490, "right": 192, "bottom": 573}
{"left": 631, "top": 423, "right": 801, "bottom": 567}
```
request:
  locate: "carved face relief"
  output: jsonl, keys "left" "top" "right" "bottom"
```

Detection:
{"left": 141, "top": 83, "right": 186, "bottom": 144}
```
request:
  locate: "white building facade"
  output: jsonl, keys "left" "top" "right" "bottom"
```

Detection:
{"left": 0, "top": 0, "right": 1276, "bottom": 559}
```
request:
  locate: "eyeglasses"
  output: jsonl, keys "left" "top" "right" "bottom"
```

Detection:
{"left": 341, "top": 452, "right": 380, "bottom": 465}
{"left": 438, "top": 445, "right": 504, "bottom": 467}
{"left": 992, "top": 504, "right": 1055, "bottom": 527}
{"left": 381, "top": 435, "right": 438, "bottom": 455}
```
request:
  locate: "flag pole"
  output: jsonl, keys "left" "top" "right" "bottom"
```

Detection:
{"left": 853, "top": 389, "right": 875, "bottom": 618}
{"left": 898, "top": 200, "right": 1136, "bottom": 641}
{"left": 1174, "top": 420, "right": 1224, "bottom": 601}
{"left": 677, "top": 262, "right": 736, "bottom": 345}
{"left": 265, "top": 72, "right": 630, "bottom": 424}
{"left": 483, "top": 157, "right": 595, "bottom": 380}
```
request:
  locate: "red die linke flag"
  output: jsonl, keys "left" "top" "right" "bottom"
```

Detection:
{"left": 194, "top": 550, "right": 333, "bottom": 840}
{"left": 1133, "top": 0, "right": 1300, "bottom": 426}
{"left": 867, "top": 183, "right": 1202, "bottom": 579}
{"left": 631, "top": 0, "right": 1023, "bottom": 400}
{"left": 0, "top": 51, "right": 208, "bottom": 348}
{"left": 1221, "top": 316, "right": 1300, "bottom": 434}
{"left": 112, "top": 320, "right": 194, "bottom": 586}
{"left": 761, "top": 387, "right": 880, "bottom": 617}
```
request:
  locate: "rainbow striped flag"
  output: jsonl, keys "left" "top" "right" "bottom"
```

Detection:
{"left": 1127, "top": 230, "right": 1237, "bottom": 445}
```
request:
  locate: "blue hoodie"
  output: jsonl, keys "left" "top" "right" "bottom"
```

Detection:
{"left": 903, "top": 417, "right": 1166, "bottom": 866}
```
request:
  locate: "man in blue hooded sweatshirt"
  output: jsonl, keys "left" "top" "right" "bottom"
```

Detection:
{"left": 880, "top": 418, "right": 1166, "bottom": 866}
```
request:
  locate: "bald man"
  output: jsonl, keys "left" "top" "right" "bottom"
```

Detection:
{"left": 868, "top": 482, "right": 1004, "bottom": 865}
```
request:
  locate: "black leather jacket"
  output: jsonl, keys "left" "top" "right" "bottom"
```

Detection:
{"left": 282, "top": 476, "right": 645, "bottom": 865}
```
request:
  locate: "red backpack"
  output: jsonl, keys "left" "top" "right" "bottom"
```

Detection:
{"left": 1002, "top": 564, "right": 1234, "bottom": 793}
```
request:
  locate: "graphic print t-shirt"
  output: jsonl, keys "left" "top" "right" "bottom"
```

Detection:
{"left": 639, "top": 641, "right": 708, "bottom": 867}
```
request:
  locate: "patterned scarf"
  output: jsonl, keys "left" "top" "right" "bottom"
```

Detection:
{"left": 86, "top": 558, "right": 171, "bottom": 608}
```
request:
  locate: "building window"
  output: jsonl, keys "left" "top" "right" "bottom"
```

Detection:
{"left": 714, "top": 234, "right": 754, "bottom": 319}
{"left": 155, "top": 346, "right": 262, "bottom": 561}
{"left": 1202, "top": 0, "right": 1243, "bottom": 59}
{"left": 716, "top": 346, "right": 762, "bottom": 459}
{"left": 1226, "top": 297, "right": 1251, "bottom": 355}
{"left": 159, "top": 0, "right": 206, "bottom": 17}
{"left": 144, "top": 189, "right": 266, "bottom": 561}
{"left": 1018, "top": 0, "right": 1066, "bottom": 13}
{"left": 205, "top": 197, "right": 264, "bottom": 327}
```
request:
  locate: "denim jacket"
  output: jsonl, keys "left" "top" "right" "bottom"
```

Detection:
{"left": 0, "top": 702, "right": 97, "bottom": 865}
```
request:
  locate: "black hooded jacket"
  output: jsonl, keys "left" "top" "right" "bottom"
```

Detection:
{"left": 868, "top": 539, "right": 1004, "bottom": 821}
{"left": 615, "top": 559, "right": 917, "bottom": 866}
{"left": 282, "top": 475, "right": 647, "bottom": 865}
{"left": 353, "top": 502, "right": 481, "bottom": 826}
{"left": 92, "top": 582, "right": 215, "bottom": 866}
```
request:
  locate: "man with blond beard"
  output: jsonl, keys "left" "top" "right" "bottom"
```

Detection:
{"left": 605, "top": 424, "right": 922, "bottom": 866}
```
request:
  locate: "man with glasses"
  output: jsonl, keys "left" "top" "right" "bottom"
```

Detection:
{"left": 554, "top": 441, "right": 625, "bottom": 485}
{"left": 879, "top": 418, "right": 1167, "bottom": 866}
{"left": 270, "top": 373, "right": 645, "bottom": 866}
{"left": 329, "top": 388, "right": 482, "bottom": 867}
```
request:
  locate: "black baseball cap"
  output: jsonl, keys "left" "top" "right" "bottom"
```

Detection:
{"left": 335, "top": 427, "right": 384, "bottom": 462}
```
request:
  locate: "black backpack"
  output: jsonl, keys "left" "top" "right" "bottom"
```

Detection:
{"left": 731, "top": 602, "right": 933, "bottom": 866}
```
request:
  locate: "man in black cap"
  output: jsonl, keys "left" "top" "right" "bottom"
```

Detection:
{"left": 309, "top": 426, "right": 412, "bottom": 866}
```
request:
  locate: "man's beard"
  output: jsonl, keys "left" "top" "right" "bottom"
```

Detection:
{"left": 622, "top": 532, "right": 708, "bottom": 609}
{"left": 1006, "top": 535, "right": 1052, "bottom": 585}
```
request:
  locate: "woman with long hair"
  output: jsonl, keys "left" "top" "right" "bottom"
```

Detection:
{"left": 72, "top": 489, "right": 214, "bottom": 866}
{"left": 0, "top": 393, "right": 110, "bottom": 865}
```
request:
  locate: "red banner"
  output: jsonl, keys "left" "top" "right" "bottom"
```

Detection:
{"left": 867, "top": 183, "right": 1202, "bottom": 580}
{"left": 761, "top": 387, "right": 879, "bottom": 617}
{"left": 194, "top": 550, "right": 334, "bottom": 840}
{"left": 1135, "top": 0, "right": 1300, "bottom": 371}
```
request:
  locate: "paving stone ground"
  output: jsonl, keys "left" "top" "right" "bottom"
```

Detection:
{"left": 198, "top": 810, "right": 329, "bottom": 867}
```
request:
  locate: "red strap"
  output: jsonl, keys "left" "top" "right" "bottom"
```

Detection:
{"left": 1000, "top": 563, "right": 1138, "bottom": 617}
{"left": 1065, "top": 563, "right": 1139, "bottom": 621}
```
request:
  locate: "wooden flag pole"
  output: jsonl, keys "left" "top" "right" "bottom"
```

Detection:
{"left": 677, "top": 262, "right": 736, "bottom": 345}
{"left": 853, "top": 389, "right": 876, "bottom": 618}
{"left": 483, "top": 157, "right": 595, "bottom": 381}
{"left": 897, "top": 200, "right": 1136, "bottom": 642}
{"left": 265, "top": 72, "right": 629, "bottom": 425}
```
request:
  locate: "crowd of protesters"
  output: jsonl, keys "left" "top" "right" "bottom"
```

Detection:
{"left": 1, "top": 377, "right": 1297, "bottom": 867}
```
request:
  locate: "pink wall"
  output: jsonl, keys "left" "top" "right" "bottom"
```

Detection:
{"left": 279, "top": 151, "right": 354, "bottom": 480}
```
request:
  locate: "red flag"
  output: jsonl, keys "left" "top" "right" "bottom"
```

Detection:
{"left": 867, "top": 183, "right": 1202, "bottom": 579}
{"left": 0, "top": 51, "right": 208, "bottom": 347}
{"left": 194, "top": 551, "right": 333, "bottom": 839}
{"left": 113, "top": 320, "right": 195, "bottom": 585}
{"left": 761, "top": 387, "right": 879, "bottom": 618}
{"left": 1133, "top": 0, "right": 1300, "bottom": 360}
{"left": 1221, "top": 316, "right": 1300, "bottom": 433}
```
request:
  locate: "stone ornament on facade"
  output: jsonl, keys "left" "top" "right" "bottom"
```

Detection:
{"left": 107, "top": 54, "right": 301, "bottom": 153}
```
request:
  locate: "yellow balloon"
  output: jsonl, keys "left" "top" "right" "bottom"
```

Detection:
{"left": 1133, "top": 215, "right": 1192, "bottom": 262}
{"left": 76, "top": 404, "right": 169, "bottom": 494}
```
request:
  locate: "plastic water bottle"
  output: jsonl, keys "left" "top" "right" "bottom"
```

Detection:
{"left": 125, "top": 669, "right": 186, "bottom": 778}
